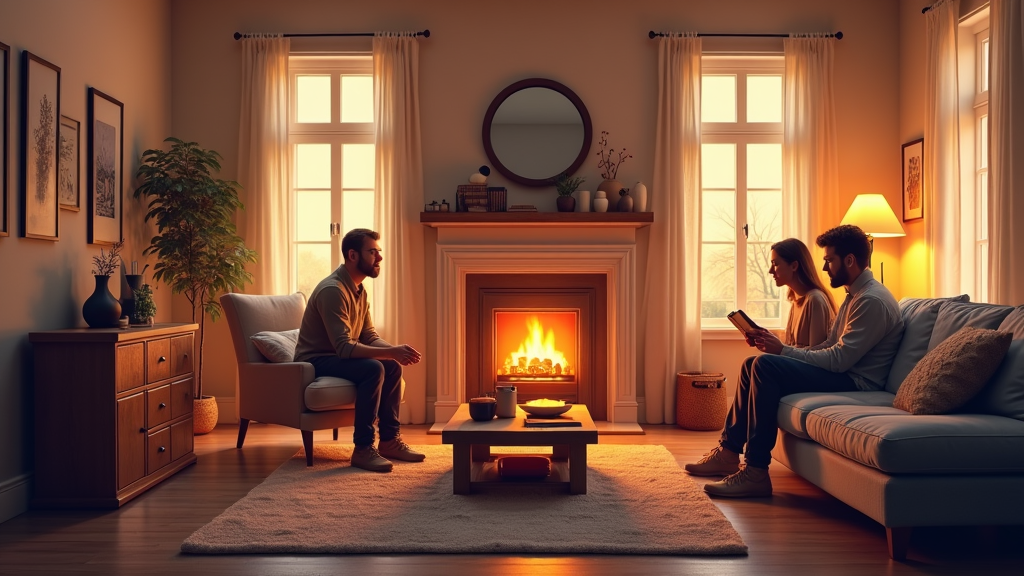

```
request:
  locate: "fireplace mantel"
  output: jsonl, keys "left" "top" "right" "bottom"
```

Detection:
{"left": 421, "top": 212, "right": 653, "bottom": 228}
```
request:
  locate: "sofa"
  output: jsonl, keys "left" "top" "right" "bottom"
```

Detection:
{"left": 771, "top": 296, "right": 1024, "bottom": 560}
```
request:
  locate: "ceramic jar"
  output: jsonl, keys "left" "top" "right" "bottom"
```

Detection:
{"left": 593, "top": 191, "right": 609, "bottom": 213}
{"left": 578, "top": 190, "right": 591, "bottom": 212}
{"left": 632, "top": 181, "right": 648, "bottom": 212}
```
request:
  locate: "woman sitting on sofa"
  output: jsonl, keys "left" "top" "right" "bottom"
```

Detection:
{"left": 764, "top": 237, "right": 838, "bottom": 348}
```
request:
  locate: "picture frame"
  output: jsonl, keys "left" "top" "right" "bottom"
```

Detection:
{"left": 0, "top": 41, "right": 9, "bottom": 237}
{"left": 87, "top": 87, "right": 123, "bottom": 245}
{"left": 20, "top": 50, "right": 61, "bottom": 241}
{"left": 59, "top": 115, "right": 80, "bottom": 211}
{"left": 901, "top": 138, "right": 924, "bottom": 222}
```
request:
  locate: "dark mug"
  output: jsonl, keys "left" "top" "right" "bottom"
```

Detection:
{"left": 468, "top": 397, "right": 497, "bottom": 421}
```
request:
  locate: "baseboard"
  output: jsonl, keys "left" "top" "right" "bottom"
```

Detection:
{"left": 216, "top": 397, "right": 238, "bottom": 424}
{"left": 0, "top": 473, "right": 32, "bottom": 524}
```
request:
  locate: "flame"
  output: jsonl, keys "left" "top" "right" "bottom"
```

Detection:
{"left": 500, "top": 316, "right": 572, "bottom": 376}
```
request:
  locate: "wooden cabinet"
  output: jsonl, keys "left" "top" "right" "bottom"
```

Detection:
{"left": 30, "top": 323, "right": 199, "bottom": 508}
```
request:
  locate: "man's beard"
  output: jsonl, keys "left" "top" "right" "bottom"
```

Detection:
{"left": 358, "top": 257, "right": 380, "bottom": 278}
{"left": 829, "top": 265, "right": 849, "bottom": 288}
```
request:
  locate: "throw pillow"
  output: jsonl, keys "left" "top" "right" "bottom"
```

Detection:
{"left": 250, "top": 329, "right": 300, "bottom": 363}
{"left": 997, "top": 305, "right": 1024, "bottom": 340}
{"left": 959, "top": 339, "right": 1024, "bottom": 421}
{"left": 893, "top": 326, "right": 1012, "bottom": 415}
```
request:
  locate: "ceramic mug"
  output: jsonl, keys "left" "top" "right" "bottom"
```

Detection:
{"left": 468, "top": 397, "right": 497, "bottom": 421}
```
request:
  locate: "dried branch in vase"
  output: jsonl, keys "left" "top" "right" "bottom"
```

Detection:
{"left": 596, "top": 131, "right": 633, "bottom": 180}
{"left": 91, "top": 239, "right": 124, "bottom": 277}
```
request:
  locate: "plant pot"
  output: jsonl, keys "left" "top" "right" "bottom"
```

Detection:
{"left": 83, "top": 275, "right": 122, "bottom": 328}
{"left": 556, "top": 196, "right": 576, "bottom": 212}
{"left": 193, "top": 395, "right": 219, "bottom": 435}
{"left": 597, "top": 179, "right": 623, "bottom": 212}
{"left": 617, "top": 192, "right": 634, "bottom": 213}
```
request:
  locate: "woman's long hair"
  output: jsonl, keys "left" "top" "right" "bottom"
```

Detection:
{"left": 770, "top": 238, "right": 838, "bottom": 314}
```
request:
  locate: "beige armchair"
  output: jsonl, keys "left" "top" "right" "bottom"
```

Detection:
{"left": 221, "top": 292, "right": 357, "bottom": 466}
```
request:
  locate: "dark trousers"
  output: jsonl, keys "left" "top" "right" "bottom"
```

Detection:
{"left": 720, "top": 355, "right": 857, "bottom": 469}
{"left": 309, "top": 356, "right": 403, "bottom": 448}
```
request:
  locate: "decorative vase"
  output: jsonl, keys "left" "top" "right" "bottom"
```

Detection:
{"left": 597, "top": 179, "right": 622, "bottom": 212}
{"left": 578, "top": 190, "right": 591, "bottom": 212}
{"left": 617, "top": 192, "right": 633, "bottom": 213}
{"left": 193, "top": 395, "right": 219, "bottom": 435}
{"left": 556, "top": 196, "right": 576, "bottom": 212}
{"left": 83, "top": 275, "right": 122, "bottom": 328}
{"left": 593, "top": 191, "right": 609, "bottom": 213}
{"left": 632, "top": 181, "right": 648, "bottom": 212}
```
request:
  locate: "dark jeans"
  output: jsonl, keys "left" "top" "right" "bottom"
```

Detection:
{"left": 720, "top": 355, "right": 857, "bottom": 469}
{"left": 308, "top": 356, "right": 403, "bottom": 448}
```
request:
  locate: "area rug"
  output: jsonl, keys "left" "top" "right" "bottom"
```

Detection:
{"left": 181, "top": 444, "right": 747, "bottom": 555}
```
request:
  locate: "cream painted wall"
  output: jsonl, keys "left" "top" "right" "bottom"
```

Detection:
{"left": 169, "top": 0, "right": 902, "bottom": 425}
{"left": 0, "top": 0, "right": 172, "bottom": 522}
{"left": 899, "top": 0, "right": 930, "bottom": 297}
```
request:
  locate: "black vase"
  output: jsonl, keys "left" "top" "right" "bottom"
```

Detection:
{"left": 121, "top": 274, "right": 143, "bottom": 324}
{"left": 556, "top": 196, "right": 576, "bottom": 212}
{"left": 83, "top": 275, "right": 122, "bottom": 328}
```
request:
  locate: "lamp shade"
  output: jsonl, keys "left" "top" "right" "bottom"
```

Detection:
{"left": 840, "top": 194, "right": 906, "bottom": 238}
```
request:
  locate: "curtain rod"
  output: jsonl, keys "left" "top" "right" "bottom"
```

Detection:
{"left": 648, "top": 30, "right": 843, "bottom": 40}
{"left": 233, "top": 29, "right": 430, "bottom": 40}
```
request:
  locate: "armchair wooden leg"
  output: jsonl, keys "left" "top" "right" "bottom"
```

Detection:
{"left": 236, "top": 418, "right": 250, "bottom": 449}
{"left": 302, "top": 430, "right": 314, "bottom": 466}
{"left": 886, "top": 527, "right": 912, "bottom": 561}
{"left": 333, "top": 428, "right": 339, "bottom": 441}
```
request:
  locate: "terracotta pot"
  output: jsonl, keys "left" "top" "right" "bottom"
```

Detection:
{"left": 193, "top": 395, "right": 219, "bottom": 435}
{"left": 597, "top": 179, "right": 623, "bottom": 212}
{"left": 556, "top": 196, "right": 576, "bottom": 212}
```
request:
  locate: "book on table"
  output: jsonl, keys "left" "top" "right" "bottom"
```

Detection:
{"left": 524, "top": 417, "right": 582, "bottom": 428}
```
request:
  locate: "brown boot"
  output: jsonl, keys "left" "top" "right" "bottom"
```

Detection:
{"left": 703, "top": 465, "right": 773, "bottom": 498}
{"left": 684, "top": 446, "right": 740, "bottom": 477}
{"left": 378, "top": 436, "right": 426, "bottom": 462}
{"left": 351, "top": 445, "right": 393, "bottom": 473}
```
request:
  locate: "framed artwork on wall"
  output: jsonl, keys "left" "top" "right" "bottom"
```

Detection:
{"left": 87, "top": 87, "right": 123, "bottom": 245}
{"left": 901, "top": 138, "right": 924, "bottom": 222}
{"left": 21, "top": 50, "right": 61, "bottom": 241}
{"left": 0, "top": 41, "right": 9, "bottom": 237}
{"left": 59, "top": 115, "right": 80, "bottom": 211}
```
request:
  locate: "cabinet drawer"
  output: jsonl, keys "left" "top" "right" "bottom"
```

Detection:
{"left": 147, "top": 338, "right": 171, "bottom": 383}
{"left": 147, "top": 427, "right": 172, "bottom": 475}
{"left": 170, "top": 334, "right": 194, "bottom": 377}
{"left": 147, "top": 385, "right": 172, "bottom": 428}
{"left": 171, "top": 419, "right": 194, "bottom": 462}
{"left": 116, "top": 343, "right": 145, "bottom": 393}
{"left": 171, "top": 378, "right": 193, "bottom": 419}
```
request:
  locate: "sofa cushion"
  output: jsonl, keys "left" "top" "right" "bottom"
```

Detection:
{"left": 304, "top": 377, "right": 357, "bottom": 411}
{"left": 886, "top": 296, "right": 970, "bottom": 393}
{"left": 959, "top": 339, "right": 1024, "bottom": 421}
{"left": 804, "top": 404, "right": 1024, "bottom": 474}
{"left": 997, "top": 305, "right": 1024, "bottom": 339}
{"left": 250, "top": 329, "right": 299, "bottom": 363}
{"left": 894, "top": 327, "right": 1012, "bottom": 415}
{"left": 778, "top": 391, "right": 896, "bottom": 439}
{"left": 928, "top": 301, "right": 1014, "bottom": 350}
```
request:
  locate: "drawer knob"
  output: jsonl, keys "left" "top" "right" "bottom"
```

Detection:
{"left": 158, "top": 356, "right": 167, "bottom": 363}
{"left": 158, "top": 446, "right": 166, "bottom": 453}
{"left": 159, "top": 402, "right": 167, "bottom": 409}
{"left": 139, "top": 427, "right": 146, "bottom": 433}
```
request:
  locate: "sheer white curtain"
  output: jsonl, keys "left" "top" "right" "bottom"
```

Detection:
{"left": 783, "top": 35, "right": 840, "bottom": 246}
{"left": 988, "top": 0, "right": 1024, "bottom": 305}
{"left": 644, "top": 34, "right": 701, "bottom": 424}
{"left": 237, "top": 35, "right": 291, "bottom": 295}
{"left": 925, "top": 0, "right": 962, "bottom": 297}
{"left": 373, "top": 33, "right": 428, "bottom": 424}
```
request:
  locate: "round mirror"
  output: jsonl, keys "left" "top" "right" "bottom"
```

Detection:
{"left": 482, "top": 78, "right": 592, "bottom": 187}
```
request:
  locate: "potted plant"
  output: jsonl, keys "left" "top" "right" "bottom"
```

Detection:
{"left": 132, "top": 283, "right": 157, "bottom": 326}
{"left": 554, "top": 172, "right": 585, "bottom": 212}
{"left": 134, "top": 137, "right": 257, "bottom": 435}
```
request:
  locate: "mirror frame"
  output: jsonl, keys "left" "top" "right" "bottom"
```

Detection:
{"left": 481, "top": 78, "right": 592, "bottom": 187}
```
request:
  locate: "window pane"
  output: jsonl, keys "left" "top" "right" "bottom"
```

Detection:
{"left": 701, "top": 75, "right": 736, "bottom": 123}
{"left": 342, "top": 190, "right": 375, "bottom": 237}
{"left": 296, "top": 191, "right": 331, "bottom": 242}
{"left": 744, "top": 300, "right": 780, "bottom": 322}
{"left": 296, "top": 244, "right": 331, "bottom": 298}
{"left": 341, "top": 76, "right": 374, "bottom": 123}
{"left": 342, "top": 143, "right": 375, "bottom": 188}
{"left": 977, "top": 172, "right": 988, "bottom": 241}
{"left": 296, "top": 144, "right": 331, "bottom": 189}
{"left": 979, "top": 115, "right": 988, "bottom": 169}
{"left": 702, "top": 191, "right": 736, "bottom": 242}
{"left": 702, "top": 244, "right": 736, "bottom": 318}
{"left": 982, "top": 39, "right": 989, "bottom": 92}
{"left": 747, "top": 190, "right": 782, "bottom": 242}
{"left": 702, "top": 143, "right": 736, "bottom": 189}
{"left": 747, "top": 242, "right": 779, "bottom": 301}
{"left": 296, "top": 75, "right": 331, "bottom": 123}
{"left": 747, "top": 75, "right": 782, "bottom": 123}
{"left": 977, "top": 242, "right": 988, "bottom": 302}
{"left": 747, "top": 144, "right": 782, "bottom": 189}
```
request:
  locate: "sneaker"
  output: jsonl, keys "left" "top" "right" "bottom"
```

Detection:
{"left": 703, "top": 465, "right": 773, "bottom": 498}
{"left": 351, "top": 445, "right": 393, "bottom": 473}
{"left": 378, "top": 437, "right": 426, "bottom": 462}
{"left": 683, "top": 446, "right": 740, "bottom": 477}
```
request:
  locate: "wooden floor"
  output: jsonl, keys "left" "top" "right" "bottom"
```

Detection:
{"left": 1, "top": 423, "right": 1021, "bottom": 576}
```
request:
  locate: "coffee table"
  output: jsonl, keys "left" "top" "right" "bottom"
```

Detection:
{"left": 441, "top": 403, "right": 599, "bottom": 495}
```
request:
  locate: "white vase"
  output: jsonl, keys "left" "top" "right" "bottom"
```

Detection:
{"left": 593, "top": 191, "right": 609, "bottom": 213}
{"left": 578, "top": 190, "right": 591, "bottom": 212}
{"left": 632, "top": 181, "right": 648, "bottom": 212}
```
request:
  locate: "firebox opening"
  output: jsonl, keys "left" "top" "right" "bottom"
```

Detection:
{"left": 494, "top": 311, "right": 578, "bottom": 385}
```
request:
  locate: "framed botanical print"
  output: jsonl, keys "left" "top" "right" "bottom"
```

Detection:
{"left": 0, "top": 41, "right": 9, "bottom": 237}
{"left": 88, "top": 87, "right": 123, "bottom": 245}
{"left": 59, "top": 115, "right": 80, "bottom": 211}
{"left": 901, "top": 138, "right": 924, "bottom": 222}
{"left": 21, "top": 50, "right": 61, "bottom": 241}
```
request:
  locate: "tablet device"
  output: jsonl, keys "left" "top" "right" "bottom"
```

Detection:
{"left": 727, "top": 309, "right": 762, "bottom": 335}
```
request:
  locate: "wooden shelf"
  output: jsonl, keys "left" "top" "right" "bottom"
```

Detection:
{"left": 420, "top": 212, "right": 653, "bottom": 228}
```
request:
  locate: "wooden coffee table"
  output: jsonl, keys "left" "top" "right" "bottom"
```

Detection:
{"left": 441, "top": 403, "right": 599, "bottom": 495}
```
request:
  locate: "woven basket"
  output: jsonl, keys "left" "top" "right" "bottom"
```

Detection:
{"left": 675, "top": 372, "right": 728, "bottom": 431}
{"left": 193, "top": 395, "right": 219, "bottom": 435}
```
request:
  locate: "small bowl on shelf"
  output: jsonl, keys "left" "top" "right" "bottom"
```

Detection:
{"left": 519, "top": 399, "right": 572, "bottom": 418}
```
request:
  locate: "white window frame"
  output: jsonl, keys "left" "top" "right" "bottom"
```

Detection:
{"left": 701, "top": 56, "right": 785, "bottom": 331}
{"left": 957, "top": 9, "right": 989, "bottom": 303}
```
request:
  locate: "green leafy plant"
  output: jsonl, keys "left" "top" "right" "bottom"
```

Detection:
{"left": 133, "top": 284, "right": 157, "bottom": 324}
{"left": 554, "top": 172, "right": 585, "bottom": 197}
{"left": 134, "top": 137, "right": 257, "bottom": 401}
{"left": 91, "top": 239, "right": 124, "bottom": 276}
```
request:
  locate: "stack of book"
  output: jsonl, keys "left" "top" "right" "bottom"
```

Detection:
{"left": 508, "top": 204, "right": 538, "bottom": 212}
{"left": 456, "top": 184, "right": 489, "bottom": 212}
{"left": 487, "top": 187, "right": 507, "bottom": 212}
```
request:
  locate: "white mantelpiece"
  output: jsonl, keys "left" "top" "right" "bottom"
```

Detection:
{"left": 423, "top": 213, "right": 651, "bottom": 433}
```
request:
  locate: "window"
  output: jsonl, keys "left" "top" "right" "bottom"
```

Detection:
{"left": 701, "top": 57, "right": 784, "bottom": 329}
{"left": 290, "top": 55, "right": 375, "bottom": 301}
{"left": 957, "top": 10, "right": 989, "bottom": 302}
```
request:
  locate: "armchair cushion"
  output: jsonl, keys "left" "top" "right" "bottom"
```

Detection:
{"left": 251, "top": 329, "right": 300, "bottom": 363}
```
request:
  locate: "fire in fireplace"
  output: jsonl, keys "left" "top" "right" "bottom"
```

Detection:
{"left": 495, "top": 311, "right": 578, "bottom": 383}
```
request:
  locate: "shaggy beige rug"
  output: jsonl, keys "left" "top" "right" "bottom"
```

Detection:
{"left": 182, "top": 444, "right": 747, "bottom": 555}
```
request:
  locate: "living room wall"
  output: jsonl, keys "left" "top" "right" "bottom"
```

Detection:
{"left": 0, "top": 0, "right": 173, "bottom": 523}
{"left": 170, "top": 0, "right": 902, "bottom": 425}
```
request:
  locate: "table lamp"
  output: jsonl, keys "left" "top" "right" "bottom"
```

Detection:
{"left": 839, "top": 194, "right": 905, "bottom": 284}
